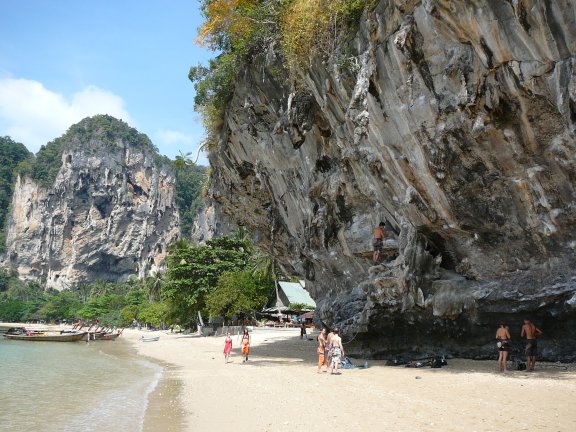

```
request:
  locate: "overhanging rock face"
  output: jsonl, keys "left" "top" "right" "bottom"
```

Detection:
{"left": 205, "top": 0, "right": 576, "bottom": 360}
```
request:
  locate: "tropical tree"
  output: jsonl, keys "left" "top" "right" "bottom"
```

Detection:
{"left": 76, "top": 294, "right": 124, "bottom": 321}
{"left": 163, "top": 236, "right": 252, "bottom": 326}
{"left": 38, "top": 291, "right": 82, "bottom": 322}
{"left": 143, "top": 274, "right": 164, "bottom": 303}
{"left": 206, "top": 270, "right": 273, "bottom": 320}
{"left": 138, "top": 302, "right": 169, "bottom": 328}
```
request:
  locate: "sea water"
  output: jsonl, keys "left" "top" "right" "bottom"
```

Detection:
{"left": 0, "top": 334, "right": 162, "bottom": 432}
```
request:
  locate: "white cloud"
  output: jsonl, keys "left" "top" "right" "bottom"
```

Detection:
{"left": 0, "top": 77, "right": 133, "bottom": 152}
{"left": 156, "top": 129, "right": 194, "bottom": 146}
{"left": 154, "top": 128, "right": 208, "bottom": 166}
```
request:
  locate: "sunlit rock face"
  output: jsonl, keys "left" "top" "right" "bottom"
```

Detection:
{"left": 5, "top": 119, "right": 179, "bottom": 290}
{"left": 206, "top": 0, "right": 576, "bottom": 360}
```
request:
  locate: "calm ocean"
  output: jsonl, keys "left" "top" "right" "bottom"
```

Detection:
{"left": 0, "top": 332, "right": 162, "bottom": 432}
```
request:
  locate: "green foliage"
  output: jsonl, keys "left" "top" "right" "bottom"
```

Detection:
{"left": 66, "top": 114, "right": 158, "bottom": 152}
{"left": 0, "top": 299, "right": 35, "bottom": 322}
{"left": 38, "top": 291, "right": 82, "bottom": 322}
{"left": 76, "top": 294, "right": 124, "bottom": 320}
{"left": 163, "top": 236, "right": 253, "bottom": 325}
{"left": 0, "top": 136, "right": 32, "bottom": 252}
{"left": 138, "top": 302, "right": 169, "bottom": 328}
{"left": 191, "top": 0, "right": 373, "bottom": 142}
{"left": 0, "top": 274, "right": 173, "bottom": 325}
{"left": 281, "top": 0, "right": 370, "bottom": 71}
{"left": 206, "top": 270, "right": 273, "bottom": 319}
{"left": 120, "top": 304, "right": 140, "bottom": 323}
{"left": 288, "top": 302, "right": 313, "bottom": 311}
{"left": 28, "top": 137, "right": 65, "bottom": 187}
{"left": 15, "top": 115, "right": 159, "bottom": 189}
{"left": 175, "top": 164, "right": 208, "bottom": 238}
{"left": 191, "top": 0, "right": 283, "bottom": 143}
{"left": 98, "top": 310, "right": 123, "bottom": 327}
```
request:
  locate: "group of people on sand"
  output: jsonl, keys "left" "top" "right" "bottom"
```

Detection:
{"left": 496, "top": 319, "right": 543, "bottom": 372}
{"left": 223, "top": 329, "right": 251, "bottom": 364}
{"left": 316, "top": 327, "right": 345, "bottom": 375}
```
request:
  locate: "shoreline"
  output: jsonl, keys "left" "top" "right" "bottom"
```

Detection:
{"left": 121, "top": 330, "right": 186, "bottom": 432}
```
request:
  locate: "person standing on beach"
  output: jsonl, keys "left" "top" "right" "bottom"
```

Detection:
{"left": 300, "top": 322, "right": 307, "bottom": 340}
{"left": 325, "top": 328, "right": 335, "bottom": 367}
{"left": 495, "top": 322, "right": 511, "bottom": 372}
{"left": 521, "top": 319, "right": 543, "bottom": 371}
{"left": 317, "top": 328, "right": 327, "bottom": 373}
{"left": 223, "top": 332, "right": 232, "bottom": 364}
{"left": 329, "top": 329, "right": 344, "bottom": 375}
{"left": 372, "top": 222, "right": 387, "bottom": 265}
{"left": 241, "top": 329, "right": 250, "bottom": 363}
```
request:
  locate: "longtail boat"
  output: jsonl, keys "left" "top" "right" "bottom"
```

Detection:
{"left": 3, "top": 327, "right": 87, "bottom": 342}
{"left": 94, "top": 332, "right": 121, "bottom": 340}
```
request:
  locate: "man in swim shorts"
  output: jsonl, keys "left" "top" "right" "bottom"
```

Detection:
{"left": 521, "top": 319, "right": 543, "bottom": 371}
{"left": 372, "top": 222, "right": 387, "bottom": 265}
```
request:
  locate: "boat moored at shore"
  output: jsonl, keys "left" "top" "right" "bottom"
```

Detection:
{"left": 3, "top": 327, "right": 87, "bottom": 342}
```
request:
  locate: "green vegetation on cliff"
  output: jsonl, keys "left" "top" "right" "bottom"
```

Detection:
{"left": 0, "top": 137, "right": 32, "bottom": 253}
{"left": 15, "top": 115, "right": 160, "bottom": 188}
{"left": 175, "top": 163, "right": 208, "bottom": 238}
{"left": 189, "top": 0, "right": 372, "bottom": 143}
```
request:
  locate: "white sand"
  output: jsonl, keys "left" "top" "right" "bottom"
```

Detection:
{"left": 122, "top": 327, "right": 576, "bottom": 432}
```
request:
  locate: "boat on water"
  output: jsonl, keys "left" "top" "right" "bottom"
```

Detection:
{"left": 3, "top": 327, "right": 87, "bottom": 342}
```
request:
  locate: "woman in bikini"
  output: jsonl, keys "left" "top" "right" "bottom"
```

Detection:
{"left": 241, "top": 329, "right": 250, "bottom": 362}
{"left": 223, "top": 332, "right": 232, "bottom": 363}
{"left": 495, "top": 322, "right": 511, "bottom": 372}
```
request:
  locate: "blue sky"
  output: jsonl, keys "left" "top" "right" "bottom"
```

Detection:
{"left": 0, "top": 0, "right": 213, "bottom": 165}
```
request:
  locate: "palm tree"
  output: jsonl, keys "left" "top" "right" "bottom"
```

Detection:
{"left": 145, "top": 273, "right": 164, "bottom": 303}
{"left": 251, "top": 248, "right": 281, "bottom": 314}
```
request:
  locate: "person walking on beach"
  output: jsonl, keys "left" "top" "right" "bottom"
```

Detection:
{"left": 317, "top": 328, "right": 327, "bottom": 373}
{"left": 223, "top": 332, "right": 232, "bottom": 364}
{"left": 329, "top": 329, "right": 344, "bottom": 375}
{"left": 521, "top": 319, "right": 543, "bottom": 371}
{"left": 241, "top": 329, "right": 250, "bottom": 363}
{"left": 300, "top": 322, "right": 307, "bottom": 340}
{"left": 495, "top": 322, "right": 511, "bottom": 372}
{"left": 372, "top": 222, "right": 387, "bottom": 265}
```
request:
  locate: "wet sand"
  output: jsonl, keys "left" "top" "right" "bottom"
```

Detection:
{"left": 122, "top": 327, "right": 576, "bottom": 432}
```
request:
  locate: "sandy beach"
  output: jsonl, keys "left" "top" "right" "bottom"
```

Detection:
{"left": 121, "top": 327, "right": 576, "bottom": 432}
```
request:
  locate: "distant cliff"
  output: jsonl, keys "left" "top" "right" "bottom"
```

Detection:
{"left": 200, "top": 0, "right": 576, "bottom": 360}
{"left": 3, "top": 115, "right": 180, "bottom": 290}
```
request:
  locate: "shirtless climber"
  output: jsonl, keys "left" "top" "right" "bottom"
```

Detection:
{"left": 372, "top": 222, "right": 387, "bottom": 265}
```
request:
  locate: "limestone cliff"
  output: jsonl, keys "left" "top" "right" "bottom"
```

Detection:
{"left": 4, "top": 116, "right": 179, "bottom": 290}
{"left": 205, "top": 0, "right": 576, "bottom": 360}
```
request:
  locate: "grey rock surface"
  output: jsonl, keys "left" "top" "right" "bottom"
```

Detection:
{"left": 205, "top": 0, "right": 576, "bottom": 360}
{"left": 4, "top": 120, "right": 179, "bottom": 290}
